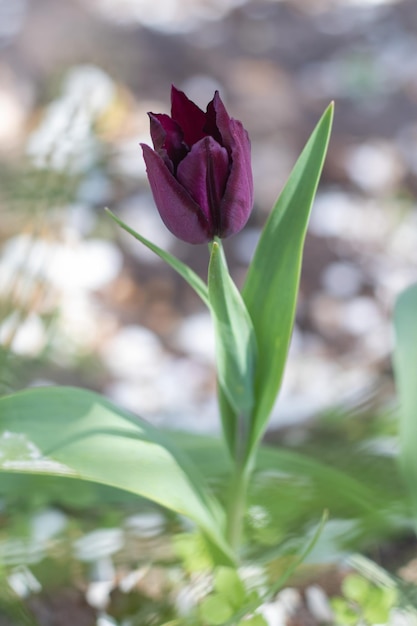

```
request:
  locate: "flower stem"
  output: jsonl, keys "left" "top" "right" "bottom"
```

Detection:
{"left": 226, "top": 461, "right": 250, "bottom": 554}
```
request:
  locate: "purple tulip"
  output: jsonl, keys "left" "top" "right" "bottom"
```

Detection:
{"left": 141, "top": 86, "right": 253, "bottom": 244}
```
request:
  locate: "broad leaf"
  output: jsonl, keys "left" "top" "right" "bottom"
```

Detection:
{"left": 0, "top": 386, "right": 233, "bottom": 564}
{"left": 208, "top": 241, "right": 257, "bottom": 459}
{"left": 106, "top": 208, "right": 209, "bottom": 306}
{"left": 242, "top": 103, "right": 334, "bottom": 455}
{"left": 393, "top": 282, "right": 417, "bottom": 513}
{"left": 168, "top": 431, "right": 387, "bottom": 518}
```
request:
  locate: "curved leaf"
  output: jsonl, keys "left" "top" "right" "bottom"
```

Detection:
{"left": 242, "top": 104, "right": 334, "bottom": 456}
{"left": 0, "top": 386, "right": 233, "bottom": 564}
{"left": 167, "top": 431, "right": 385, "bottom": 516}
{"left": 106, "top": 208, "right": 209, "bottom": 306}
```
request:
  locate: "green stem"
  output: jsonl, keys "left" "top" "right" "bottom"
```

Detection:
{"left": 225, "top": 403, "right": 254, "bottom": 554}
{"left": 226, "top": 461, "right": 250, "bottom": 554}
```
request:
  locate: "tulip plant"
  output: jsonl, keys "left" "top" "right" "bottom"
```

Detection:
{"left": 0, "top": 87, "right": 334, "bottom": 621}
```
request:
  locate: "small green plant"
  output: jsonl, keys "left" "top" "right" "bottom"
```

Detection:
{"left": 331, "top": 573, "right": 397, "bottom": 625}
{"left": 199, "top": 567, "right": 264, "bottom": 626}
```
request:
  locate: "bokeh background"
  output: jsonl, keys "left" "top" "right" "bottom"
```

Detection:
{"left": 0, "top": 0, "right": 417, "bottom": 431}
{"left": 2, "top": 0, "right": 417, "bottom": 434}
{"left": 2, "top": 0, "right": 417, "bottom": 623}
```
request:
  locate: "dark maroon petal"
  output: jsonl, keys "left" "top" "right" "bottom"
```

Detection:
{"left": 210, "top": 91, "right": 233, "bottom": 149}
{"left": 171, "top": 85, "right": 207, "bottom": 147}
{"left": 218, "top": 117, "right": 253, "bottom": 238}
{"left": 208, "top": 91, "right": 253, "bottom": 236}
{"left": 176, "top": 136, "right": 229, "bottom": 237}
{"left": 149, "top": 113, "right": 187, "bottom": 169}
{"left": 204, "top": 92, "right": 223, "bottom": 145}
{"left": 141, "top": 143, "right": 212, "bottom": 244}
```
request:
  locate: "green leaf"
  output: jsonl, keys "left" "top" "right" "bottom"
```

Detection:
{"left": 364, "top": 601, "right": 391, "bottom": 625}
{"left": 242, "top": 103, "right": 334, "bottom": 455}
{"left": 174, "top": 532, "right": 215, "bottom": 572}
{"left": 256, "top": 446, "right": 382, "bottom": 516}
{"left": 393, "top": 282, "right": 417, "bottom": 513}
{"left": 342, "top": 574, "right": 371, "bottom": 604}
{"left": 200, "top": 594, "right": 233, "bottom": 625}
{"left": 208, "top": 241, "right": 257, "bottom": 459}
{"left": 364, "top": 587, "right": 393, "bottom": 623}
{"left": 331, "top": 597, "right": 358, "bottom": 625}
{"left": 214, "top": 567, "right": 246, "bottom": 609}
{"left": 0, "top": 386, "right": 233, "bottom": 565}
{"left": 105, "top": 208, "right": 209, "bottom": 307}
{"left": 167, "top": 432, "right": 385, "bottom": 519}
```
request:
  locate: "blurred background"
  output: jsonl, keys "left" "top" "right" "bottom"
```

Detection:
{"left": 1, "top": 0, "right": 417, "bottom": 623}
{"left": 1, "top": 0, "right": 417, "bottom": 430}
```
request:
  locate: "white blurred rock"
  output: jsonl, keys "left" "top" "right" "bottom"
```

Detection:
{"left": 86, "top": 580, "right": 114, "bottom": 609}
{"left": 63, "top": 203, "right": 98, "bottom": 237}
{"left": 26, "top": 65, "right": 115, "bottom": 171}
{"left": 125, "top": 512, "right": 165, "bottom": 538}
{"left": 0, "top": 235, "right": 122, "bottom": 294}
{"left": 310, "top": 190, "right": 391, "bottom": 242}
{"left": 389, "top": 609, "right": 417, "bottom": 626}
{"left": 345, "top": 141, "right": 404, "bottom": 195}
{"left": 321, "top": 262, "right": 363, "bottom": 298}
{"left": 0, "top": 538, "right": 45, "bottom": 566}
{"left": 31, "top": 508, "right": 68, "bottom": 543}
{"left": 96, "top": 615, "right": 118, "bottom": 626}
{"left": 0, "top": 313, "right": 46, "bottom": 356}
{"left": 101, "top": 325, "right": 166, "bottom": 379}
{"left": 117, "top": 193, "right": 176, "bottom": 262}
{"left": 111, "top": 135, "right": 148, "bottom": 179}
{"left": 305, "top": 585, "right": 334, "bottom": 623}
{"left": 341, "top": 296, "right": 383, "bottom": 335}
{"left": 277, "top": 587, "right": 302, "bottom": 615}
{"left": 0, "top": 77, "right": 27, "bottom": 149}
{"left": 7, "top": 566, "right": 41, "bottom": 598}
{"left": 173, "top": 312, "right": 216, "bottom": 364}
{"left": 74, "top": 529, "right": 124, "bottom": 562}
{"left": 47, "top": 239, "right": 122, "bottom": 291}
{"left": 258, "top": 601, "right": 286, "bottom": 626}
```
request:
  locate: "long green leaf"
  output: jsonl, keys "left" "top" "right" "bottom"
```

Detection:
{"left": 393, "top": 282, "right": 417, "bottom": 515}
{"left": 105, "top": 208, "right": 209, "bottom": 306}
{"left": 242, "top": 103, "right": 334, "bottom": 454}
{"left": 0, "top": 386, "right": 233, "bottom": 564}
{"left": 167, "top": 431, "right": 385, "bottom": 516}
{"left": 208, "top": 241, "right": 257, "bottom": 460}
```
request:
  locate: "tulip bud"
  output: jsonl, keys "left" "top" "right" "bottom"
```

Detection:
{"left": 141, "top": 86, "right": 253, "bottom": 244}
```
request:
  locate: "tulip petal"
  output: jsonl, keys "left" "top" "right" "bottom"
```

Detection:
{"left": 212, "top": 93, "right": 253, "bottom": 237}
{"left": 149, "top": 113, "right": 187, "bottom": 169}
{"left": 176, "top": 136, "right": 229, "bottom": 237}
{"left": 141, "top": 144, "right": 212, "bottom": 244}
{"left": 205, "top": 92, "right": 223, "bottom": 145}
{"left": 171, "top": 85, "right": 207, "bottom": 147}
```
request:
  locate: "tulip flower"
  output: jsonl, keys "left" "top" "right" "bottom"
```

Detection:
{"left": 141, "top": 86, "right": 253, "bottom": 244}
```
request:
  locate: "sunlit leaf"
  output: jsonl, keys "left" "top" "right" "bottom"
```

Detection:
{"left": 0, "top": 386, "right": 233, "bottom": 564}
{"left": 242, "top": 104, "right": 334, "bottom": 457}
{"left": 106, "top": 208, "right": 209, "bottom": 306}
{"left": 208, "top": 241, "right": 257, "bottom": 459}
